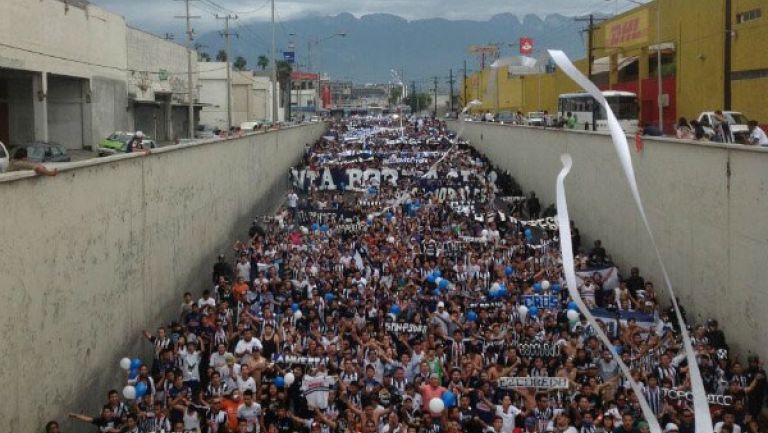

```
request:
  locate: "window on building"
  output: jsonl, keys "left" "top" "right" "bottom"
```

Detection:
{"left": 736, "top": 8, "right": 761, "bottom": 24}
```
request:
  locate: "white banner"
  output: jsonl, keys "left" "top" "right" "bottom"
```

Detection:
{"left": 497, "top": 377, "right": 569, "bottom": 389}
{"left": 575, "top": 266, "right": 619, "bottom": 291}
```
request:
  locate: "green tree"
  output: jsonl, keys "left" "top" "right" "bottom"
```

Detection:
{"left": 198, "top": 52, "right": 211, "bottom": 62}
{"left": 276, "top": 60, "right": 293, "bottom": 114}
{"left": 216, "top": 49, "right": 227, "bottom": 62}
{"left": 405, "top": 93, "right": 432, "bottom": 113}
{"left": 257, "top": 55, "right": 269, "bottom": 71}
{"left": 233, "top": 56, "right": 247, "bottom": 71}
{"left": 388, "top": 87, "right": 401, "bottom": 107}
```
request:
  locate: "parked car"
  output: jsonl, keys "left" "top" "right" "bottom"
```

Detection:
{"left": 309, "top": 116, "right": 322, "bottom": 123}
{"left": 697, "top": 111, "right": 750, "bottom": 143}
{"left": 195, "top": 124, "right": 221, "bottom": 139}
{"left": 496, "top": 111, "right": 515, "bottom": 124}
{"left": 21, "top": 142, "right": 72, "bottom": 163}
{"left": 527, "top": 112, "right": 546, "bottom": 127}
{"left": 0, "top": 140, "right": 8, "bottom": 173}
{"left": 97, "top": 132, "right": 158, "bottom": 156}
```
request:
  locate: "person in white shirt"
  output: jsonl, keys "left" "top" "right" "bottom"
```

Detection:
{"left": 235, "top": 329, "right": 263, "bottom": 358}
{"left": 714, "top": 412, "right": 742, "bottom": 433}
{"left": 237, "top": 365, "right": 258, "bottom": 393}
{"left": 482, "top": 395, "right": 522, "bottom": 433}
{"left": 747, "top": 121, "right": 768, "bottom": 146}
{"left": 237, "top": 390, "right": 263, "bottom": 433}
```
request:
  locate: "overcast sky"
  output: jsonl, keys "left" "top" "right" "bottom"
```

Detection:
{"left": 89, "top": 0, "right": 637, "bottom": 35}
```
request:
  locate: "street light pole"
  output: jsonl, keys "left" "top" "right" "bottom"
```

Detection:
{"left": 271, "top": 0, "right": 278, "bottom": 123}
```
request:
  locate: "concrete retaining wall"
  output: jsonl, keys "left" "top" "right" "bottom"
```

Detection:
{"left": 450, "top": 121, "right": 768, "bottom": 361}
{"left": 0, "top": 124, "right": 325, "bottom": 432}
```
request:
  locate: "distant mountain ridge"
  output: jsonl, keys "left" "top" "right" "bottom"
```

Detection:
{"left": 196, "top": 12, "right": 587, "bottom": 84}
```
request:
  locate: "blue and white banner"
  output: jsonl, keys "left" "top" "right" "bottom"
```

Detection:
{"left": 589, "top": 307, "right": 657, "bottom": 338}
{"left": 522, "top": 295, "right": 561, "bottom": 310}
{"left": 575, "top": 266, "right": 619, "bottom": 291}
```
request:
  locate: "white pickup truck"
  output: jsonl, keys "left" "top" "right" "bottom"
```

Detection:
{"left": 696, "top": 111, "right": 750, "bottom": 143}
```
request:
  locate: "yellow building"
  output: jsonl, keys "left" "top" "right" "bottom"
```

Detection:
{"left": 463, "top": 0, "right": 768, "bottom": 131}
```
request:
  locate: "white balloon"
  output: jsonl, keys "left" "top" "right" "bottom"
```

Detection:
{"left": 119, "top": 357, "right": 132, "bottom": 370}
{"left": 300, "top": 226, "right": 309, "bottom": 235}
{"left": 294, "top": 311, "right": 303, "bottom": 320}
{"left": 429, "top": 397, "right": 445, "bottom": 414}
{"left": 122, "top": 385, "right": 136, "bottom": 400}
{"left": 434, "top": 277, "right": 443, "bottom": 286}
{"left": 387, "top": 236, "right": 395, "bottom": 244}
{"left": 567, "top": 309, "right": 580, "bottom": 321}
{"left": 284, "top": 372, "right": 295, "bottom": 387}
{"left": 518, "top": 305, "right": 529, "bottom": 316}
{"left": 491, "top": 282, "right": 500, "bottom": 292}
{"left": 481, "top": 229, "right": 489, "bottom": 238}
{"left": 541, "top": 280, "right": 551, "bottom": 291}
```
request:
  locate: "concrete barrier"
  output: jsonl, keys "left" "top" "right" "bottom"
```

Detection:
{"left": 450, "top": 120, "right": 768, "bottom": 360}
{"left": 0, "top": 123, "right": 326, "bottom": 433}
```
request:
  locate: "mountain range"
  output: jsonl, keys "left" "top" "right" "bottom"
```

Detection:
{"left": 195, "top": 13, "right": 588, "bottom": 85}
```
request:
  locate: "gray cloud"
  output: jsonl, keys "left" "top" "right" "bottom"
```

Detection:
{"left": 90, "top": 0, "right": 637, "bottom": 35}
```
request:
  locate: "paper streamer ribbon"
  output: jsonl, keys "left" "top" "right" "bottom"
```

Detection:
{"left": 556, "top": 154, "right": 662, "bottom": 433}
{"left": 548, "top": 50, "right": 713, "bottom": 433}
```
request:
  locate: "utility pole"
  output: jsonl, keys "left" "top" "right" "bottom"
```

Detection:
{"left": 411, "top": 81, "right": 417, "bottom": 114}
{"left": 724, "top": 0, "right": 732, "bottom": 110}
{"left": 175, "top": 0, "right": 200, "bottom": 138}
{"left": 448, "top": 69, "right": 455, "bottom": 115}
{"left": 433, "top": 76, "right": 438, "bottom": 118}
{"left": 575, "top": 14, "right": 600, "bottom": 79}
{"left": 463, "top": 60, "right": 468, "bottom": 108}
{"left": 271, "top": 0, "right": 278, "bottom": 123}
{"left": 217, "top": 14, "right": 238, "bottom": 132}
{"left": 575, "top": 13, "right": 604, "bottom": 131}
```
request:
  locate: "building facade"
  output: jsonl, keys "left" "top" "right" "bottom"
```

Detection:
{"left": 463, "top": 0, "right": 768, "bottom": 132}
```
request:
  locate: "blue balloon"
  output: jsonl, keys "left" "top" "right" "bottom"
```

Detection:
{"left": 529, "top": 306, "right": 539, "bottom": 316}
{"left": 275, "top": 376, "right": 285, "bottom": 388}
{"left": 324, "top": 293, "right": 335, "bottom": 302}
{"left": 551, "top": 283, "right": 561, "bottom": 293}
{"left": 311, "top": 223, "right": 320, "bottom": 231}
{"left": 567, "top": 301, "right": 578, "bottom": 310}
{"left": 442, "top": 390, "right": 457, "bottom": 408}
{"left": 498, "top": 287, "right": 508, "bottom": 297}
{"left": 533, "top": 282, "right": 542, "bottom": 293}
{"left": 505, "top": 266, "right": 514, "bottom": 276}
{"left": 426, "top": 274, "right": 436, "bottom": 283}
{"left": 291, "top": 303, "right": 300, "bottom": 312}
{"left": 433, "top": 270, "right": 442, "bottom": 278}
{"left": 135, "top": 381, "right": 147, "bottom": 398}
{"left": 366, "top": 218, "right": 373, "bottom": 226}
{"left": 433, "top": 289, "right": 442, "bottom": 297}
{"left": 130, "top": 358, "right": 141, "bottom": 370}
{"left": 128, "top": 368, "right": 138, "bottom": 380}
{"left": 390, "top": 304, "right": 401, "bottom": 316}
{"left": 320, "top": 224, "right": 329, "bottom": 232}
{"left": 438, "top": 279, "right": 449, "bottom": 289}
{"left": 524, "top": 228, "right": 533, "bottom": 237}
{"left": 467, "top": 311, "right": 478, "bottom": 322}
{"left": 385, "top": 212, "right": 393, "bottom": 220}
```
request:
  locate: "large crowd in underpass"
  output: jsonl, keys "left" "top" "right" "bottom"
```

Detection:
{"left": 59, "top": 117, "right": 766, "bottom": 433}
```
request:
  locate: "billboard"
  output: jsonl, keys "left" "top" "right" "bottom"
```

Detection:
{"left": 605, "top": 9, "right": 650, "bottom": 49}
{"left": 290, "top": 72, "right": 320, "bottom": 81}
{"left": 283, "top": 51, "right": 295, "bottom": 64}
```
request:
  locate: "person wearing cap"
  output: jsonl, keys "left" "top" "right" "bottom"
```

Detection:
{"left": 127, "top": 130, "right": 149, "bottom": 153}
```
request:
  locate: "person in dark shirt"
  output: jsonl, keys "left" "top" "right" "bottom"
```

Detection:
{"left": 706, "top": 320, "right": 727, "bottom": 349}
{"left": 213, "top": 254, "right": 234, "bottom": 284}
{"left": 589, "top": 241, "right": 607, "bottom": 266}
{"left": 613, "top": 414, "right": 640, "bottom": 433}
{"left": 527, "top": 192, "right": 541, "bottom": 219}
{"left": 745, "top": 355, "right": 766, "bottom": 419}
{"left": 624, "top": 268, "right": 644, "bottom": 297}
{"left": 68, "top": 406, "right": 119, "bottom": 433}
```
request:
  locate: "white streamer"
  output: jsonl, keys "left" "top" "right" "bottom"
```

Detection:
{"left": 548, "top": 50, "right": 713, "bottom": 433}
{"left": 556, "top": 154, "right": 661, "bottom": 433}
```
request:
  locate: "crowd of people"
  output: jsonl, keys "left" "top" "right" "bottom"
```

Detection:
{"left": 60, "top": 116, "right": 765, "bottom": 433}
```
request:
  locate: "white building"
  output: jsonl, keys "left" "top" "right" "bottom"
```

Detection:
{"left": 0, "top": 0, "right": 129, "bottom": 149}
{"left": 199, "top": 63, "right": 283, "bottom": 130}
{"left": 126, "top": 27, "right": 202, "bottom": 141}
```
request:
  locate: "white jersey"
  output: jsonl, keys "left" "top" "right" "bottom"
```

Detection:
{"left": 301, "top": 373, "right": 336, "bottom": 410}
{"left": 238, "top": 402, "right": 263, "bottom": 433}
